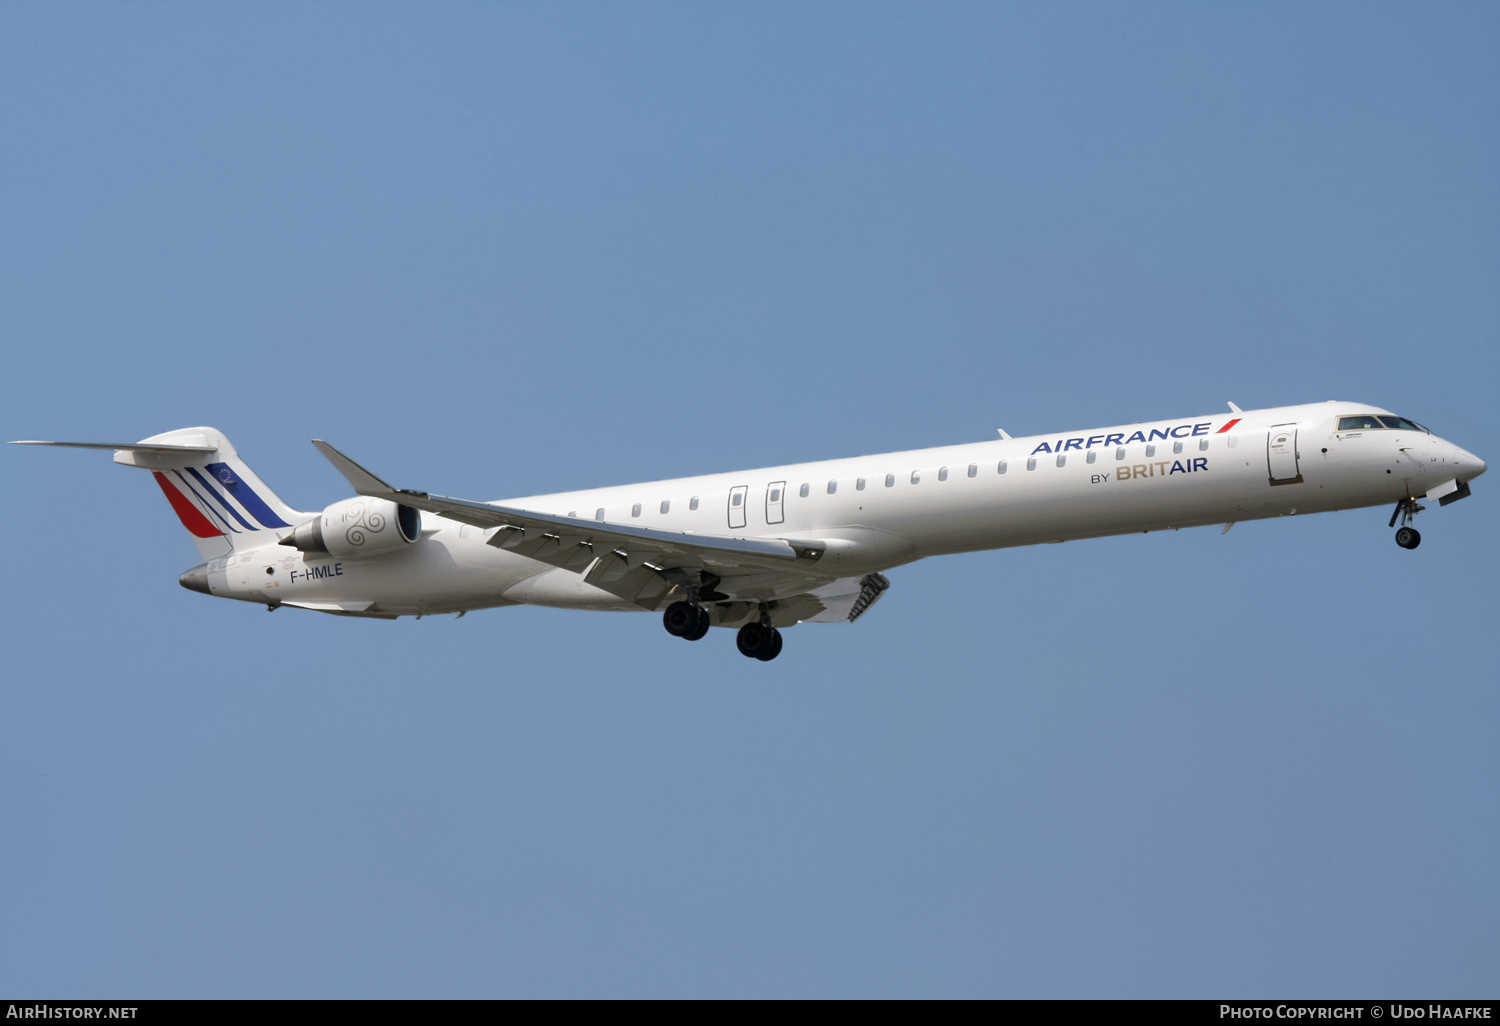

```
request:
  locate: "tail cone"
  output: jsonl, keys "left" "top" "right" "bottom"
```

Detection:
{"left": 179, "top": 563, "right": 210, "bottom": 595}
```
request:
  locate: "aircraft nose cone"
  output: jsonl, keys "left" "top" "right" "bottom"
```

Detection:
{"left": 179, "top": 563, "right": 211, "bottom": 595}
{"left": 1456, "top": 448, "right": 1486, "bottom": 480}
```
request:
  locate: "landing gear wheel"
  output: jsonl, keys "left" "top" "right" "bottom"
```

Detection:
{"left": 683, "top": 606, "right": 711, "bottom": 641}
{"left": 737, "top": 622, "right": 778, "bottom": 660}
{"left": 665, "top": 602, "right": 711, "bottom": 640}
{"left": 663, "top": 601, "right": 697, "bottom": 637}
{"left": 755, "top": 628, "right": 783, "bottom": 662}
{"left": 1389, "top": 499, "right": 1425, "bottom": 549}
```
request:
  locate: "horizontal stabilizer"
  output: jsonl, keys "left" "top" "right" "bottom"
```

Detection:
{"left": 11, "top": 440, "right": 218, "bottom": 454}
{"left": 15, "top": 428, "right": 307, "bottom": 559}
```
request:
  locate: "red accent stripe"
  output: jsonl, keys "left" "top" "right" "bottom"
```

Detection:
{"left": 152, "top": 472, "right": 222, "bottom": 538}
{"left": 1216, "top": 418, "right": 1242, "bottom": 434}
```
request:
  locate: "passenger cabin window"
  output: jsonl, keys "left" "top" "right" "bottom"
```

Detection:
{"left": 732, "top": 492, "right": 743, "bottom": 507}
{"left": 1145, "top": 444, "right": 1156, "bottom": 457}
{"left": 660, "top": 500, "right": 670, "bottom": 514}
{"left": 690, "top": 496, "right": 700, "bottom": 510}
{"left": 911, "top": 470, "right": 921, "bottom": 484}
{"left": 1173, "top": 441, "right": 1183, "bottom": 454}
{"left": 1086, "top": 451, "right": 1096, "bottom": 464}
{"left": 1056, "top": 454, "right": 1066, "bottom": 467}
{"left": 1338, "top": 415, "right": 1382, "bottom": 431}
{"left": 1199, "top": 438, "right": 1209, "bottom": 451}
{"left": 885, "top": 473, "right": 895, "bottom": 487}
{"left": 827, "top": 480, "right": 837, "bottom": 494}
{"left": 938, "top": 467, "right": 948, "bottom": 481}
{"left": 632, "top": 503, "right": 641, "bottom": 517}
{"left": 595, "top": 508, "right": 605, "bottom": 521}
{"left": 997, "top": 460, "right": 1008, "bottom": 474}
{"left": 1026, "top": 457, "right": 1036, "bottom": 471}
{"left": 967, "top": 464, "right": 977, "bottom": 477}
{"left": 769, "top": 488, "right": 780, "bottom": 502}
{"left": 799, "top": 483, "right": 810, "bottom": 498}
{"left": 1115, "top": 447, "right": 1126, "bottom": 460}
{"left": 856, "top": 477, "right": 865, "bottom": 490}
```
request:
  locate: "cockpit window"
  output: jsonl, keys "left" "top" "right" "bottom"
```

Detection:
{"left": 1338, "top": 414, "right": 1430, "bottom": 433}
{"left": 1377, "top": 416, "right": 1426, "bottom": 432}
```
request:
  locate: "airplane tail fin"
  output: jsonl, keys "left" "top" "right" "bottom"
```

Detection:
{"left": 13, "top": 427, "right": 312, "bottom": 559}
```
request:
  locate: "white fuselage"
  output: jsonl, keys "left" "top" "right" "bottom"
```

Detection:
{"left": 202, "top": 401, "right": 1485, "bottom": 619}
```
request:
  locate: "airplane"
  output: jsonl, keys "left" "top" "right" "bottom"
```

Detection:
{"left": 13, "top": 400, "right": 1486, "bottom": 661}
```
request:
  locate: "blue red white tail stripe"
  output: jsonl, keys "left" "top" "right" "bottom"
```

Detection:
{"left": 152, "top": 472, "right": 222, "bottom": 539}
{"left": 206, "top": 462, "right": 291, "bottom": 528}
{"left": 184, "top": 466, "right": 256, "bottom": 531}
{"left": 172, "top": 470, "right": 240, "bottom": 533}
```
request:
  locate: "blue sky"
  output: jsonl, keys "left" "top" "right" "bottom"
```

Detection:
{"left": 2, "top": 2, "right": 1496, "bottom": 997}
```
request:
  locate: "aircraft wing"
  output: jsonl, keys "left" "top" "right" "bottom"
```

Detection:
{"left": 310, "top": 440, "right": 839, "bottom": 613}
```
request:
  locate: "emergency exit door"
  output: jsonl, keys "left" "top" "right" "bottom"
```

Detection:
{"left": 1267, "top": 427, "right": 1302, "bottom": 484}
{"left": 728, "top": 485, "right": 748, "bottom": 529}
{"left": 765, "top": 481, "right": 786, "bottom": 525}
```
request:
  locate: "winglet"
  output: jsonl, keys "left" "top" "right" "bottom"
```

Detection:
{"left": 997, "top": 428, "right": 1012, "bottom": 440}
{"left": 1227, "top": 402, "right": 1242, "bottom": 414}
{"left": 311, "top": 440, "right": 415, "bottom": 500}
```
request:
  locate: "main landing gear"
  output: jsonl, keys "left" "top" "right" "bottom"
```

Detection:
{"left": 735, "top": 622, "right": 783, "bottom": 662}
{"left": 663, "top": 601, "right": 710, "bottom": 641}
{"left": 662, "top": 600, "right": 785, "bottom": 660}
{"left": 1389, "top": 498, "right": 1424, "bottom": 550}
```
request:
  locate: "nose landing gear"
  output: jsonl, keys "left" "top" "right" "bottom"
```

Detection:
{"left": 1389, "top": 498, "right": 1424, "bottom": 549}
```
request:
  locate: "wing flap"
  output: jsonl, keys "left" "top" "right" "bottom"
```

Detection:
{"left": 800, "top": 572, "right": 892, "bottom": 623}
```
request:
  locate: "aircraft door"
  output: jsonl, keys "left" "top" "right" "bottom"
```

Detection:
{"left": 765, "top": 481, "right": 785, "bottom": 525}
{"left": 1267, "top": 427, "right": 1302, "bottom": 484}
{"left": 728, "top": 485, "right": 748, "bottom": 529}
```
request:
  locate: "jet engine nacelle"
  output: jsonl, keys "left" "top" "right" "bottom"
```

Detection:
{"left": 284, "top": 497, "right": 421, "bottom": 558}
